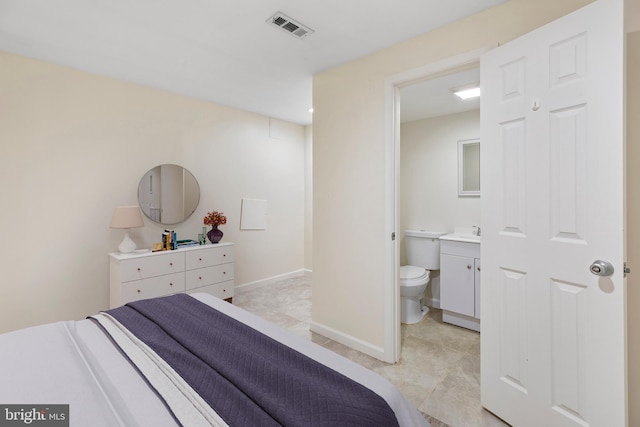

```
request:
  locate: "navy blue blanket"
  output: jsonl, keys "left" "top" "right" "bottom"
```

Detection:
{"left": 104, "top": 294, "right": 399, "bottom": 427}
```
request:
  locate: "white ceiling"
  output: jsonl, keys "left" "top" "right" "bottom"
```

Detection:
{"left": 0, "top": 0, "right": 506, "bottom": 125}
{"left": 400, "top": 67, "right": 480, "bottom": 123}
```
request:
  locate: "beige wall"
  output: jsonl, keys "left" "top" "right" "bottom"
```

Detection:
{"left": 304, "top": 125, "right": 313, "bottom": 270}
{"left": 626, "top": 29, "right": 640, "bottom": 427}
{"left": 0, "top": 51, "right": 307, "bottom": 333}
{"left": 312, "top": 0, "right": 594, "bottom": 357}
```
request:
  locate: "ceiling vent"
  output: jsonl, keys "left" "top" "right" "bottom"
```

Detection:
{"left": 267, "top": 12, "right": 314, "bottom": 39}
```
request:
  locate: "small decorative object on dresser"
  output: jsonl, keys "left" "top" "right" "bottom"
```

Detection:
{"left": 198, "top": 226, "right": 207, "bottom": 245}
{"left": 109, "top": 242, "right": 234, "bottom": 308}
{"left": 204, "top": 210, "right": 226, "bottom": 244}
{"left": 110, "top": 205, "right": 145, "bottom": 253}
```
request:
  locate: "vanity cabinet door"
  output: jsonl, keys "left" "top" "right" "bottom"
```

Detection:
{"left": 440, "top": 253, "right": 475, "bottom": 318}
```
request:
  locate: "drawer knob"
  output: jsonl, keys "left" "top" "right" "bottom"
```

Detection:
{"left": 199, "top": 257, "right": 202, "bottom": 261}
{"left": 137, "top": 289, "right": 141, "bottom": 294}
{"left": 223, "top": 271, "right": 226, "bottom": 275}
{"left": 467, "top": 265, "right": 472, "bottom": 269}
{"left": 169, "top": 282, "right": 173, "bottom": 286}
{"left": 137, "top": 268, "right": 141, "bottom": 272}
{"left": 223, "top": 254, "right": 226, "bottom": 257}
{"left": 169, "top": 262, "right": 173, "bottom": 266}
{"left": 199, "top": 276, "right": 202, "bottom": 280}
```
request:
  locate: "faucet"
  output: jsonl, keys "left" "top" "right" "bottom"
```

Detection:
{"left": 473, "top": 225, "right": 481, "bottom": 236}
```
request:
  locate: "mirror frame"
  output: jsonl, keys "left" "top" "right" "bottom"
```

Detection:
{"left": 458, "top": 138, "right": 480, "bottom": 196}
{"left": 137, "top": 164, "right": 200, "bottom": 225}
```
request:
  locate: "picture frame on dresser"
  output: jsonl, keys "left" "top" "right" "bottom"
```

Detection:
{"left": 109, "top": 242, "right": 234, "bottom": 308}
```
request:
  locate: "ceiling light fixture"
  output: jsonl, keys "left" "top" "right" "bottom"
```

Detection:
{"left": 452, "top": 84, "right": 481, "bottom": 100}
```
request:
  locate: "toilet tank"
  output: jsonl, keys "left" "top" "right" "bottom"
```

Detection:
{"left": 405, "top": 230, "right": 447, "bottom": 269}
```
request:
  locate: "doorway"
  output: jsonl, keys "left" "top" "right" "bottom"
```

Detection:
{"left": 386, "top": 49, "right": 486, "bottom": 363}
{"left": 389, "top": 56, "right": 492, "bottom": 426}
{"left": 398, "top": 66, "right": 481, "bottom": 270}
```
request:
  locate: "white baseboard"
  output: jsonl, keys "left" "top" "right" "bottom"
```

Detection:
{"left": 442, "top": 310, "right": 480, "bottom": 332}
{"left": 236, "top": 270, "right": 388, "bottom": 362}
{"left": 310, "top": 320, "right": 386, "bottom": 362}
{"left": 235, "top": 269, "right": 311, "bottom": 293}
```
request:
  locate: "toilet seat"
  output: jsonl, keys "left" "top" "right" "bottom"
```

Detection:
{"left": 400, "top": 265, "right": 429, "bottom": 283}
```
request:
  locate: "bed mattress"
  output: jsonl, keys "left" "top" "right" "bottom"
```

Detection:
{"left": 0, "top": 293, "right": 429, "bottom": 426}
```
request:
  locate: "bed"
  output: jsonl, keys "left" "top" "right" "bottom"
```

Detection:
{"left": 0, "top": 293, "right": 429, "bottom": 426}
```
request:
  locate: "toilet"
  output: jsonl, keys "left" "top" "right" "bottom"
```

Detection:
{"left": 400, "top": 230, "right": 446, "bottom": 324}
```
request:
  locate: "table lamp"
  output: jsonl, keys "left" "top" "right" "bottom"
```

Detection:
{"left": 110, "top": 205, "right": 144, "bottom": 253}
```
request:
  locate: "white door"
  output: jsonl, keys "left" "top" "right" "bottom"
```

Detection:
{"left": 480, "top": 0, "right": 627, "bottom": 425}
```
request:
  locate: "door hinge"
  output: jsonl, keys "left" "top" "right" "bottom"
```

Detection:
{"left": 391, "top": 232, "right": 396, "bottom": 241}
{"left": 624, "top": 262, "right": 631, "bottom": 277}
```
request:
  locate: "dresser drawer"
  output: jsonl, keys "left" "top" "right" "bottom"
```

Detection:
{"left": 185, "top": 246, "right": 234, "bottom": 270}
{"left": 120, "top": 272, "right": 186, "bottom": 304}
{"left": 185, "top": 264, "right": 234, "bottom": 290}
{"left": 119, "top": 252, "right": 185, "bottom": 282}
{"left": 187, "top": 280, "right": 234, "bottom": 300}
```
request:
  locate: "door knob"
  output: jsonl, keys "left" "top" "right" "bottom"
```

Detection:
{"left": 589, "top": 260, "right": 615, "bottom": 277}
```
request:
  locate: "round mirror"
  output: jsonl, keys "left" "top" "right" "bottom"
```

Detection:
{"left": 137, "top": 164, "right": 200, "bottom": 225}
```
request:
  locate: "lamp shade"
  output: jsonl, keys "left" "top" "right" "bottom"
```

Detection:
{"left": 110, "top": 206, "right": 144, "bottom": 229}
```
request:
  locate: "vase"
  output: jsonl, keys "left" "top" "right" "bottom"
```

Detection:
{"left": 207, "top": 225, "right": 223, "bottom": 244}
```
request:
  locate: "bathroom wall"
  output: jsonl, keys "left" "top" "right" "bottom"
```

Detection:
{"left": 399, "top": 109, "right": 481, "bottom": 262}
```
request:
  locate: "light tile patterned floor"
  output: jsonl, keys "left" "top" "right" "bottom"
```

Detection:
{"left": 233, "top": 275, "right": 509, "bottom": 427}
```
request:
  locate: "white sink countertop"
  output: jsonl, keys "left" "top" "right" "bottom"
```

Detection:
{"left": 440, "top": 226, "right": 481, "bottom": 244}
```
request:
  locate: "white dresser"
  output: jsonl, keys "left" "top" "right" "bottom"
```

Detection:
{"left": 109, "top": 242, "right": 234, "bottom": 308}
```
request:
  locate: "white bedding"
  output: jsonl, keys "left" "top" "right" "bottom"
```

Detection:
{"left": 0, "top": 293, "right": 429, "bottom": 427}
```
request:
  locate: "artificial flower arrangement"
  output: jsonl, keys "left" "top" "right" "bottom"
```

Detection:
{"left": 204, "top": 210, "right": 227, "bottom": 227}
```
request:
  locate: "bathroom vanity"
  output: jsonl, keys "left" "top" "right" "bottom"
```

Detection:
{"left": 439, "top": 233, "right": 480, "bottom": 332}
